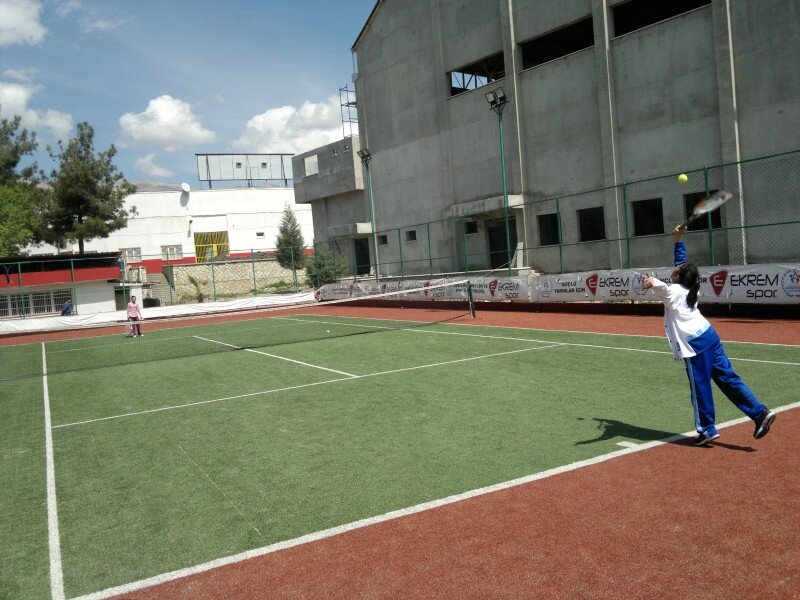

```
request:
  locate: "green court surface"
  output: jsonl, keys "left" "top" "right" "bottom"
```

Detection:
{"left": 2, "top": 317, "right": 798, "bottom": 598}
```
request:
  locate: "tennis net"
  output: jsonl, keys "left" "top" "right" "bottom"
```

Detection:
{"left": 0, "top": 279, "right": 475, "bottom": 380}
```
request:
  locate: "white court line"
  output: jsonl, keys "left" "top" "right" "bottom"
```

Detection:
{"left": 274, "top": 316, "right": 800, "bottom": 367}
{"left": 71, "top": 400, "right": 800, "bottom": 600}
{"left": 193, "top": 335, "right": 358, "bottom": 377}
{"left": 53, "top": 344, "right": 562, "bottom": 429}
{"left": 41, "top": 344, "right": 65, "bottom": 600}
{"left": 616, "top": 441, "right": 639, "bottom": 448}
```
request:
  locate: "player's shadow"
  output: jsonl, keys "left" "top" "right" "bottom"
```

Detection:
{"left": 575, "top": 417, "right": 755, "bottom": 452}
{"left": 575, "top": 417, "right": 677, "bottom": 445}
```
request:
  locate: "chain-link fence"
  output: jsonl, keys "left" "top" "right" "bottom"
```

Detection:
{"left": 315, "top": 148, "right": 800, "bottom": 279}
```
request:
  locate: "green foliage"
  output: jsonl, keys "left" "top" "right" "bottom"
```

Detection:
{"left": 186, "top": 274, "right": 207, "bottom": 303}
{"left": 0, "top": 113, "right": 38, "bottom": 185}
{"left": 0, "top": 184, "right": 46, "bottom": 256}
{"left": 305, "top": 245, "right": 348, "bottom": 287}
{"left": 275, "top": 206, "right": 305, "bottom": 269}
{"left": 44, "top": 122, "right": 137, "bottom": 254}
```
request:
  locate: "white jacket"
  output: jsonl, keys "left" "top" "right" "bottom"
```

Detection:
{"left": 650, "top": 278, "right": 712, "bottom": 359}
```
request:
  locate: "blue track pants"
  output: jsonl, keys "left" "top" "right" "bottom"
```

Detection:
{"left": 683, "top": 339, "right": 766, "bottom": 438}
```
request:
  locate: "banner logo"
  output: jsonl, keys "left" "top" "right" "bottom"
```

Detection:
{"left": 489, "top": 279, "right": 498, "bottom": 297}
{"left": 632, "top": 273, "right": 649, "bottom": 296}
{"left": 539, "top": 279, "right": 552, "bottom": 298}
{"left": 586, "top": 274, "right": 598, "bottom": 296}
{"left": 710, "top": 270, "right": 728, "bottom": 296}
{"left": 781, "top": 269, "right": 800, "bottom": 297}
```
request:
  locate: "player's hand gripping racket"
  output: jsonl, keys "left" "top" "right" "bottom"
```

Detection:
{"left": 678, "top": 190, "right": 733, "bottom": 230}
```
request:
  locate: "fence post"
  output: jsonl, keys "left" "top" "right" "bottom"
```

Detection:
{"left": 168, "top": 261, "right": 174, "bottom": 305}
{"left": 461, "top": 217, "right": 469, "bottom": 274}
{"left": 398, "top": 228, "right": 404, "bottom": 279}
{"left": 426, "top": 222, "right": 433, "bottom": 276}
{"left": 622, "top": 184, "right": 631, "bottom": 268}
{"left": 291, "top": 246, "right": 298, "bottom": 292}
{"left": 210, "top": 255, "right": 217, "bottom": 302}
{"left": 70, "top": 259, "right": 78, "bottom": 315}
{"left": 251, "top": 251, "right": 257, "bottom": 296}
{"left": 556, "top": 198, "right": 564, "bottom": 274}
{"left": 703, "top": 166, "right": 715, "bottom": 265}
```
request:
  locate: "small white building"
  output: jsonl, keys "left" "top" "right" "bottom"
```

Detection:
{"left": 32, "top": 185, "right": 314, "bottom": 273}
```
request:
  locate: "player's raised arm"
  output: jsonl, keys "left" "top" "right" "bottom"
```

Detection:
{"left": 674, "top": 225, "right": 687, "bottom": 266}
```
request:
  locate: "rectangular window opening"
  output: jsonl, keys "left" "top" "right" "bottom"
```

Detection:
{"left": 631, "top": 198, "right": 664, "bottom": 237}
{"left": 304, "top": 155, "right": 319, "bottom": 177}
{"left": 405, "top": 230, "right": 417, "bottom": 242}
{"left": 448, "top": 51, "right": 505, "bottom": 97}
{"left": 577, "top": 206, "right": 606, "bottom": 242}
{"left": 612, "top": 0, "right": 711, "bottom": 37}
{"left": 161, "top": 245, "right": 183, "bottom": 261}
{"left": 684, "top": 190, "right": 722, "bottom": 231}
{"left": 464, "top": 221, "right": 479, "bottom": 235}
{"left": 537, "top": 213, "right": 560, "bottom": 246}
{"left": 520, "top": 16, "right": 594, "bottom": 70}
{"left": 122, "top": 247, "right": 142, "bottom": 263}
{"left": 377, "top": 235, "right": 388, "bottom": 246}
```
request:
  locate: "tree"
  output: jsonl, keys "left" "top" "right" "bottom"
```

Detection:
{"left": 0, "top": 113, "right": 38, "bottom": 185}
{"left": 44, "top": 122, "right": 136, "bottom": 254}
{"left": 0, "top": 185, "right": 44, "bottom": 255}
{"left": 275, "top": 206, "right": 305, "bottom": 269}
{"left": 305, "top": 245, "right": 348, "bottom": 287}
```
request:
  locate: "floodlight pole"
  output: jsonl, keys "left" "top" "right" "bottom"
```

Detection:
{"left": 359, "top": 149, "right": 380, "bottom": 280}
{"left": 487, "top": 89, "right": 513, "bottom": 275}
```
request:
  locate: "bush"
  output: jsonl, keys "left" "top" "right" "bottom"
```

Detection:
{"left": 305, "top": 247, "right": 348, "bottom": 287}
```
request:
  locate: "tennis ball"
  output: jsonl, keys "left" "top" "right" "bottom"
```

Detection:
{"left": 326, "top": 330, "right": 330, "bottom": 333}
{"left": 678, "top": 173, "right": 688, "bottom": 183}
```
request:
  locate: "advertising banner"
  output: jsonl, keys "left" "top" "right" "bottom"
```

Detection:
{"left": 315, "top": 276, "right": 529, "bottom": 303}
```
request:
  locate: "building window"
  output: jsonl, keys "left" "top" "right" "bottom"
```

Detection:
{"left": 0, "top": 293, "right": 30, "bottom": 317}
{"left": 261, "top": 162, "right": 267, "bottom": 169}
{"left": 235, "top": 162, "right": 242, "bottom": 169}
{"left": 256, "top": 231, "right": 265, "bottom": 238}
{"left": 161, "top": 245, "right": 183, "bottom": 261}
{"left": 520, "top": 17, "right": 594, "bottom": 70}
{"left": 684, "top": 191, "right": 722, "bottom": 231}
{"left": 464, "top": 221, "right": 479, "bottom": 235}
{"left": 632, "top": 198, "right": 664, "bottom": 236}
{"left": 377, "top": 235, "right": 388, "bottom": 246}
{"left": 304, "top": 155, "right": 319, "bottom": 176}
{"left": 405, "top": 230, "right": 417, "bottom": 242}
{"left": 31, "top": 292, "right": 53, "bottom": 315}
{"left": 52, "top": 290, "right": 72, "bottom": 310}
{"left": 577, "top": 206, "right": 606, "bottom": 242}
{"left": 538, "top": 213, "right": 560, "bottom": 246}
{"left": 121, "top": 247, "right": 142, "bottom": 263}
{"left": 448, "top": 51, "right": 505, "bottom": 97}
{"left": 612, "top": 0, "right": 711, "bottom": 37}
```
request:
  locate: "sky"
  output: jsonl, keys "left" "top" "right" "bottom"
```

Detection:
{"left": 0, "top": 0, "right": 376, "bottom": 186}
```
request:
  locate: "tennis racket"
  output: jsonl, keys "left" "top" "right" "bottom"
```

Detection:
{"left": 678, "top": 190, "right": 733, "bottom": 229}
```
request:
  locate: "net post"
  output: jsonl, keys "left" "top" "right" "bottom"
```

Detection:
{"left": 467, "top": 281, "right": 476, "bottom": 318}
{"left": 397, "top": 228, "right": 404, "bottom": 279}
{"left": 251, "top": 251, "right": 257, "bottom": 296}
{"left": 70, "top": 258, "right": 78, "bottom": 315}
{"left": 291, "top": 246, "right": 298, "bottom": 292}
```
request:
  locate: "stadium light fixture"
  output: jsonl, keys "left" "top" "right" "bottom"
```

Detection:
{"left": 358, "top": 147, "right": 379, "bottom": 279}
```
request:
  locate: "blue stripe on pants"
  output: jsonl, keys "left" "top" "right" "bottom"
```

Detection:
{"left": 685, "top": 340, "right": 766, "bottom": 437}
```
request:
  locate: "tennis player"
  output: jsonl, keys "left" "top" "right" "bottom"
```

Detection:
{"left": 127, "top": 295, "right": 144, "bottom": 337}
{"left": 643, "top": 226, "right": 775, "bottom": 446}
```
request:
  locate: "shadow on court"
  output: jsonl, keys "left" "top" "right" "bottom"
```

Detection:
{"left": 575, "top": 417, "right": 756, "bottom": 452}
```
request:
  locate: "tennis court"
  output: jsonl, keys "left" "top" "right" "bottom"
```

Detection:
{"left": 2, "top": 303, "right": 798, "bottom": 599}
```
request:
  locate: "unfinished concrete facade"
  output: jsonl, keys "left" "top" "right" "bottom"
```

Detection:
{"left": 296, "top": 0, "right": 800, "bottom": 276}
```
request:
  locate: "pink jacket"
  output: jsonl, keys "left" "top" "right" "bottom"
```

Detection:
{"left": 127, "top": 301, "right": 142, "bottom": 319}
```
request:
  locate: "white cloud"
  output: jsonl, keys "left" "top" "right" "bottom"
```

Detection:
{"left": 0, "top": 0, "right": 46, "bottom": 46}
{"left": 81, "top": 17, "right": 127, "bottom": 32}
{"left": 232, "top": 96, "right": 347, "bottom": 155}
{"left": 118, "top": 95, "right": 215, "bottom": 152}
{"left": 3, "top": 68, "right": 36, "bottom": 82}
{"left": 55, "top": 0, "right": 82, "bottom": 18}
{"left": 0, "top": 80, "right": 73, "bottom": 140}
{"left": 135, "top": 154, "right": 174, "bottom": 178}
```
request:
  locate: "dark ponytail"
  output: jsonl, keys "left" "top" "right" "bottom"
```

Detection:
{"left": 677, "top": 263, "right": 701, "bottom": 308}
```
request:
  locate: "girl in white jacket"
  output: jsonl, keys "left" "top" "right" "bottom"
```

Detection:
{"left": 643, "top": 227, "right": 775, "bottom": 446}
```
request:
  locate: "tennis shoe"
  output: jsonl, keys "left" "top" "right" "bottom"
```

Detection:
{"left": 693, "top": 433, "right": 719, "bottom": 447}
{"left": 754, "top": 410, "right": 775, "bottom": 439}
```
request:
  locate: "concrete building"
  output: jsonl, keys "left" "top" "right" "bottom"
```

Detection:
{"left": 295, "top": 0, "right": 800, "bottom": 276}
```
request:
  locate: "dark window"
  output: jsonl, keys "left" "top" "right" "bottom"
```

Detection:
{"left": 464, "top": 221, "right": 478, "bottom": 234}
{"left": 520, "top": 17, "right": 594, "bottom": 70}
{"left": 632, "top": 198, "right": 664, "bottom": 236}
{"left": 377, "top": 235, "right": 388, "bottom": 246}
{"left": 448, "top": 52, "right": 505, "bottom": 97}
{"left": 577, "top": 206, "right": 606, "bottom": 242}
{"left": 405, "top": 230, "right": 417, "bottom": 242}
{"left": 538, "top": 213, "right": 560, "bottom": 246}
{"left": 684, "top": 190, "right": 722, "bottom": 231}
{"left": 612, "top": 0, "right": 711, "bottom": 37}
